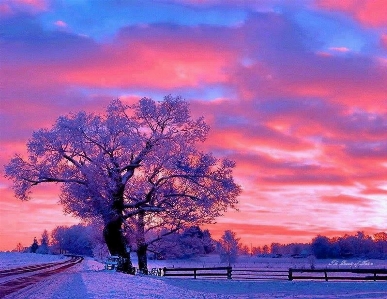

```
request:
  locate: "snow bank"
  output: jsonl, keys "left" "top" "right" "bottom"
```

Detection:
{"left": 0, "top": 252, "right": 67, "bottom": 270}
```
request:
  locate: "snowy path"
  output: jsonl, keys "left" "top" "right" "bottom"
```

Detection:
{"left": 3, "top": 258, "right": 387, "bottom": 298}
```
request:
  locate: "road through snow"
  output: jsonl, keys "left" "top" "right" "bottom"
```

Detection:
{"left": 0, "top": 257, "right": 83, "bottom": 298}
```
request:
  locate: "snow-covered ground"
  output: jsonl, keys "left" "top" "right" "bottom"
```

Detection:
{"left": 2, "top": 253, "right": 387, "bottom": 298}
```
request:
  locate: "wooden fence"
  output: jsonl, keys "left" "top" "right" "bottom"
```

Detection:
{"left": 160, "top": 267, "right": 288, "bottom": 280}
{"left": 288, "top": 268, "right": 387, "bottom": 281}
{"left": 149, "top": 266, "right": 387, "bottom": 281}
{"left": 162, "top": 266, "right": 232, "bottom": 279}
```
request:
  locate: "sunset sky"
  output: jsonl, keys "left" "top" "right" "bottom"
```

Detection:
{"left": 1, "top": 0, "right": 387, "bottom": 252}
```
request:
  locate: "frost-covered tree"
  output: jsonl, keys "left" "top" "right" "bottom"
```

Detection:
{"left": 311, "top": 235, "right": 331, "bottom": 259}
{"left": 51, "top": 224, "right": 93, "bottom": 256}
{"left": 218, "top": 230, "right": 241, "bottom": 265}
{"left": 4, "top": 95, "right": 239, "bottom": 273}
{"left": 147, "top": 226, "right": 215, "bottom": 260}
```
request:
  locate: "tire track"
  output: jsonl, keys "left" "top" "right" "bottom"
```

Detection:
{"left": 0, "top": 256, "right": 83, "bottom": 298}
{"left": 0, "top": 258, "right": 74, "bottom": 277}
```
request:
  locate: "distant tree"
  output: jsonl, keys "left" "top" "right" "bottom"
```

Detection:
{"left": 374, "top": 232, "right": 387, "bottom": 242}
{"left": 374, "top": 232, "right": 387, "bottom": 258}
{"left": 30, "top": 237, "right": 39, "bottom": 253}
{"left": 15, "top": 242, "right": 24, "bottom": 252}
{"left": 51, "top": 224, "right": 93, "bottom": 256}
{"left": 338, "top": 234, "right": 356, "bottom": 258}
{"left": 180, "top": 226, "right": 215, "bottom": 257}
{"left": 88, "top": 223, "right": 110, "bottom": 260}
{"left": 251, "top": 246, "right": 262, "bottom": 256}
{"left": 239, "top": 244, "right": 250, "bottom": 255}
{"left": 36, "top": 230, "right": 50, "bottom": 254}
{"left": 262, "top": 245, "right": 269, "bottom": 255}
{"left": 218, "top": 230, "right": 241, "bottom": 265}
{"left": 202, "top": 229, "right": 216, "bottom": 254}
{"left": 147, "top": 229, "right": 182, "bottom": 260}
{"left": 291, "top": 244, "right": 302, "bottom": 256}
{"left": 311, "top": 235, "right": 331, "bottom": 259}
{"left": 5, "top": 96, "right": 240, "bottom": 273}
{"left": 270, "top": 243, "right": 281, "bottom": 255}
{"left": 146, "top": 226, "right": 215, "bottom": 260}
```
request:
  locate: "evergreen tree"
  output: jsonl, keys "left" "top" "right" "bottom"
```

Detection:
{"left": 37, "top": 230, "right": 50, "bottom": 254}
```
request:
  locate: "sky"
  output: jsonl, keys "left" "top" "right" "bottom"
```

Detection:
{"left": 1, "top": 0, "right": 387, "bottom": 252}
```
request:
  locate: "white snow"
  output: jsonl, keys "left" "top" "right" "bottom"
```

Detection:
{"left": 0, "top": 252, "right": 67, "bottom": 270}
{"left": 2, "top": 253, "right": 387, "bottom": 298}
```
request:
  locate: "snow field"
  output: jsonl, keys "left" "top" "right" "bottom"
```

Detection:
{"left": 3, "top": 253, "right": 387, "bottom": 298}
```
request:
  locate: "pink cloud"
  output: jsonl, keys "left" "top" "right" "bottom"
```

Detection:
{"left": 54, "top": 20, "right": 68, "bottom": 28}
{"left": 321, "top": 194, "right": 371, "bottom": 207}
{"left": 329, "top": 47, "right": 350, "bottom": 53}
{"left": 315, "top": 0, "right": 387, "bottom": 27}
{"left": 63, "top": 39, "right": 235, "bottom": 89}
{"left": 0, "top": 3, "right": 13, "bottom": 15}
{"left": 0, "top": 0, "right": 47, "bottom": 16}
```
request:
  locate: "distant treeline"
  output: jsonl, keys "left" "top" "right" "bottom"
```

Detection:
{"left": 310, "top": 231, "right": 387, "bottom": 259}
{"left": 15, "top": 226, "right": 387, "bottom": 260}
{"left": 257, "top": 231, "right": 387, "bottom": 259}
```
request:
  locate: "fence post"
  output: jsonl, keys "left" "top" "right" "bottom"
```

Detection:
{"left": 288, "top": 268, "right": 293, "bottom": 281}
{"left": 194, "top": 269, "right": 197, "bottom": 279}
{"left": 163, "top": 267, "right": 167, "bottom": 277}
{"left": 324, "top": 271, "right": 328, "bottom": 281}
{"left": 227, "top": 267, "right": 232, "bottom": 279}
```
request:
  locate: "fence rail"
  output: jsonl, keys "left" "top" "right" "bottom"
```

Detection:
{"left": 232, "top": 269, "right": 288, "bottom": 280}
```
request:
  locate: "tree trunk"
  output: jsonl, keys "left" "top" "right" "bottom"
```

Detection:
{"left": 103, "top": 217, "right": 134, "bottom": 274}
{"left": 137, "top": 243, "right": 148, "bottom": 274}
{"left": 136, "top": 211, "right": 148, "bottom": 274}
